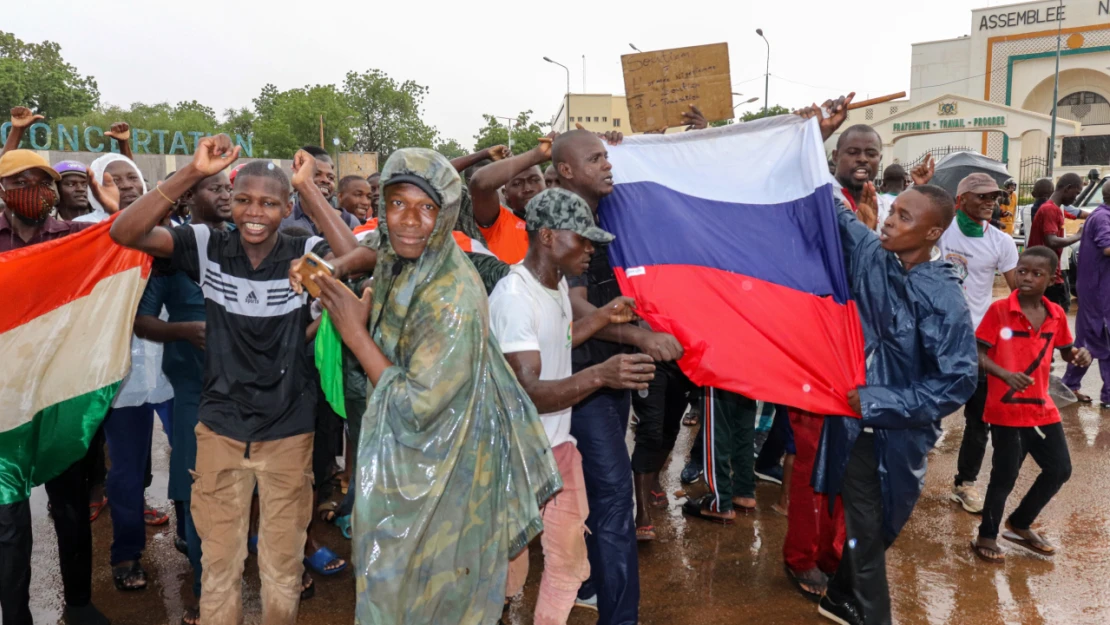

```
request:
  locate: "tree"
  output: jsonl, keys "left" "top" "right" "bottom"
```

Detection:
{"left": 435, "top": 138, "right": 468, "bottom": 160}
{"left": 344, "top": 69, "right": 438, "bottom": 158}
{"left": 221, "top": 107, "right": 256, "bottom": 139}
{"left": 0, "top": 31, "right": 99, "bottom": 118}
{"left": 473, "top": 110, "right": 547, "bottom": 154}
{"left": 250, "top": 83, "right": 356, "bottom": 158}
{"left": 741, "top": 105, "right": 792, "bottom": 122}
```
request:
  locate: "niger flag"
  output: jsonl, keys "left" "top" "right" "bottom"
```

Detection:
{"left": 0, "top": 216, "right": 151, "bottom": 504}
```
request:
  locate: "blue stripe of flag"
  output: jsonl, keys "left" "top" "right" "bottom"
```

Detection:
{"left": 598, "top": 181, "right": 850, "bottom": 304}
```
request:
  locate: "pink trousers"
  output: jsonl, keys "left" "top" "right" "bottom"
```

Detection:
{"left": 506, "top": 442, "right": 590, "bottom": 625}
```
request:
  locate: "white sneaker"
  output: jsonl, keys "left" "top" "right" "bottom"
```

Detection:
{"left": 573, "top": 594, "right": 598, "bottom": 613}
{"left": 950, "top": 483, "right": 984, "bottom": 514}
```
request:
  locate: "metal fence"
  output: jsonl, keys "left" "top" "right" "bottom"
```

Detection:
{"left": 903, "top": 146, "right": 974, "bottom": 168}
{"left": 1018, "top": 156, "right": 1048, "bottom": 204}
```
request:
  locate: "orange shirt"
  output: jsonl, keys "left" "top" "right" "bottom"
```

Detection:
{"left": 478, "top": 206, "right": 529, "bottom": 264}
{"left": 352, "top": 218, "right": 494, "bottom": 256}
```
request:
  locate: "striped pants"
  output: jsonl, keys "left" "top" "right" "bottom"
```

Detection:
{"left": 702, "top": 388, "right": 758, "bottom": 513}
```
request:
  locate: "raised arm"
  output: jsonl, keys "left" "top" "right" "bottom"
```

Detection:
{"left": 3, "top": 107, "right": 42, "bottom": 156}
{"left": 290, "top": 150, "right": 358, "bottom": 258}
{"left": 468, "top": 141, "right": 549, "bottom": 227}
{"left": 105, "top": 122, "right": 134, "bottom": 160}
{"left": 450, "top": 145, "right": 507, "bottom": 173}
{"left": 110, "top": 134, "right": 240, "bottom": 257}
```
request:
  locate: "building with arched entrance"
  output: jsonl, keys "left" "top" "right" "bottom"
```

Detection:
{"left": 829, "top": 0, "right": 1110, "bottom": 189}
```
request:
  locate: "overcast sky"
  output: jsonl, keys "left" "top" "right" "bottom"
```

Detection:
{"left": 10, "top": 0, "right": 1013, "bottom": 149}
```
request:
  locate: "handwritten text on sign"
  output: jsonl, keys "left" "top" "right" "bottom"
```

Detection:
{"left": 621, "top": 43, "right": 733, "bottom": 133}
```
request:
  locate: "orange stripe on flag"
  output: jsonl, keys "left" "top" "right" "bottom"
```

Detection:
{"left": 0, "top": 214, "right": 151, "bottom": 334}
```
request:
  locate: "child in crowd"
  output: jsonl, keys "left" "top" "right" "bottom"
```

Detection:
{"left": 109, "top": 135, "right": 358, "bottom": 625}
{"left": 970, "top": 246, "right": 1090, "bottom": 563}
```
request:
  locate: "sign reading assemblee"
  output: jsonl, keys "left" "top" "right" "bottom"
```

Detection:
{"left": 892, "top": 116, "right": 1007, "bottom": 133}
{"left": 979, "top": 3, "right": 1067, "bottom": 30}
{"left": 0, "top": 123, "right": 254, "bottom": 157}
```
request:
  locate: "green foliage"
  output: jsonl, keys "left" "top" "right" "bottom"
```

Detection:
{"left": 250, "top": 83, "right": 356, "bottom": 158}
{"left": 344, "top": 70, "right": 438, "bottom": 157}
{"left": 434, "top": 138, "right": 468, "bottom": 160}
{"left": 0, "top": 31, "right": 99, "bottom": 118}
{"left": 473, "top": 110, "right": 548, "bottom": 155}
{"left": 741, "top": 105, "right": 792, "bottom": 122}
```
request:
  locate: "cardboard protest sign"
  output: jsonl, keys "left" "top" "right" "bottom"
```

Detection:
{"left": 621, "top": 43, "right": 733, "bottom": 133}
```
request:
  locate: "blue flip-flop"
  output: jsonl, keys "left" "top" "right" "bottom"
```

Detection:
{"left": 248, "top": 534, "right": 258, "bottom": 555}
{"left": 304, "top": 546, "right": 347, "bottom": 576}
{"left": 334, "top": 515, "right": 352, "bottom": 540}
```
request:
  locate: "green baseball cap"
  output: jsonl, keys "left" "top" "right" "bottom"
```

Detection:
{"left": 525, "top": 188, "right": 614, "bottom": 243}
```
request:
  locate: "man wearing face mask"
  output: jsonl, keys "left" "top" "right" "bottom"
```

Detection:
{"left": 0, "top": 149, "right": 109, "bottom": 625}
{"left": 0, "top": 150, "right": 93, "bottom": 253}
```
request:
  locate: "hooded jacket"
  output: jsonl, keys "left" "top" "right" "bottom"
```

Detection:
{"left": 813, "top": 197, "right": 978, "bottom": 544}
{"left": 352, "top": 148, "right": 560, "bottom": 625}
{"left": 75, "top": 153, "right": 147, "bottom": 223}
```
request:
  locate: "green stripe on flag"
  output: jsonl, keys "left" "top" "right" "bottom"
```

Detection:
{"left": 315, "top": 311, "right": 346, "bottom": 419}
{"left": 0, "top": 382, "right": 119, "bottom": 505}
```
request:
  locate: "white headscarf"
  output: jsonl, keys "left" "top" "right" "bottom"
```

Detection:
{"left": 75, "top": 153, "right": 148, "bottom": 223}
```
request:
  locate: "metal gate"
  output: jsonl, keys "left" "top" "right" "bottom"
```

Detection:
{"left": 1018, "top": 156, "right": 1047, "bottom": 204}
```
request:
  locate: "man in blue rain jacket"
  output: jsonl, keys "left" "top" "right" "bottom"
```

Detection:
{"left": 813, "top": 183, "right": 977, "bottom": 625}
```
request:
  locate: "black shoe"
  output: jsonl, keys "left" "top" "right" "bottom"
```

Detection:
{"left": 818, "top": 594, "right": 863, "bottom": 625}
{"left": 680, "top": 461, "right": 703, "bottom": 485}
{"left": 65, "top": 603, "right": 111, "bottom": 625}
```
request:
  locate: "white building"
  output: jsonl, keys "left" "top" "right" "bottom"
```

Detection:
{"left": 830, "top": 0, "right": 1110, "bottom": 188}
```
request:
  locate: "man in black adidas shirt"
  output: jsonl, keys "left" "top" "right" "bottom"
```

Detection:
{"left": 110, "top": 135, "right": 358, "bottom": 625}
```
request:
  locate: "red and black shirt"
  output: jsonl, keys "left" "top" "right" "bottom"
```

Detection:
{"left": 976, "top": 291, "right": 1073, "bottom": 427}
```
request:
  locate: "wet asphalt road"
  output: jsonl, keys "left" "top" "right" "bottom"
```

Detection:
{"left": 25, "top": 311, "right": 1110, "bottom": 625}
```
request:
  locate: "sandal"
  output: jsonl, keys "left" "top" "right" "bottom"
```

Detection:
{"left": 248, "top": 534, "right": 258, "bottom": 555}
{"left": 112, "top": 562, "right": 148, "bottom": 591}
{"left": 304, "top": 546, "right": 348, "bottom": 575}
{"left": 970, "top": 540, "right": 1006, "bottom": 564}
{"left": 334, "top": 514, "right": 352, "bottom": 540}
{"left": 648, "top": 490, "right": 668, "bottom": 509}
{"left": 301, "top": 572, "right": 315, "bottom": 600}
{"left": 682, "top": 412, "right": 699, "bottom": 427}
{"left": 784, "top": 564, "right": 827, "bottom": 602}
{"left": 682, "top": 495, "right": 736, "bottom": 525}
{"left": 144, "top": 505, "right": 169, "bottom": 526}
{"left": 1074, "top": 391, "right": 1093, "bottom": 404}
{"left": 636, "top": 525, "right": 657, "bottom": 542}
{"left": 1002, "top": 523, "right": 1055, "bottom": 556}
{"left": 181, "top": 606, "right": 200, "bottom": 625}
{"left": 89, "top": 497, "right": 108, "bottom": 522}
{"left": 317, "top": 501, "right": 338, "bottom": 523}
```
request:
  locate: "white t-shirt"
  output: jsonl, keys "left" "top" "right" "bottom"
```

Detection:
{"left": 876, "top": 193, "right": 895, "bottom": 233}
{"left": 489, "top": 264, "right": 575, "bottom": 448}
{"left": 938, "top": 220, "right": 1019, "bottom": 328}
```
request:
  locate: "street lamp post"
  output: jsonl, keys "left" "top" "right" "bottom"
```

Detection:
{"left": 734, "top": 97, "right": 759, "bottom": 111}
{"left": 756, "top": 29, "right": 770, "bottom": 115}
{"left": 544, "top": 56, "right": 571, "bottom": 131}
{"left": 1047, "top": 0, "right": 1063, "bottom": 177}
{"left": 494, "top": 116, "right": 515, "bottom": 152}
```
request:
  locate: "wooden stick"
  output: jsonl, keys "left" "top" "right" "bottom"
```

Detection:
{"left": 847, "top": 92, "right": 907, "bottom": 110}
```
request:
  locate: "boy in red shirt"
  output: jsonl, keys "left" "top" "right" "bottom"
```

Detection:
{"left": 971, "top": 246, "right": 1091, "bottom": 563}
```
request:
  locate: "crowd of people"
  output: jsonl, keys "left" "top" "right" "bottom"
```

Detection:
{"left": 0, "top": 90, "right": 1105, "bottom": 625}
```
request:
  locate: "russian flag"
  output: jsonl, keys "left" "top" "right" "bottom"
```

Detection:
{"left": 600, "top": 115, "right": 865, "bottom": 416}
